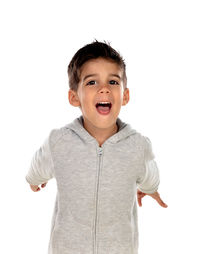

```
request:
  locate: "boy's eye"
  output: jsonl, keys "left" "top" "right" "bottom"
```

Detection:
{"left": 87, "top": 80, "right": 96, "bottom": 85}
{"left": 86, "top": 80, "right": 119, "bottom": 86}
{"left": 109, "top": 80, "right": 119, "bottom": 85}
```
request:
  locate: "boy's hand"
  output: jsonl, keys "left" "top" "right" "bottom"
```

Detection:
{"left": 29, "top": 182, "right": 47, "bottom": 192}
{"left": 137, "top": 189, "right": 168, "bottom": 208}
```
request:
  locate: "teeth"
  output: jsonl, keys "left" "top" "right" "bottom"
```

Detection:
{"left": 96, "top": 101, "right": 112, "bottom": 108}
{"left": 98, "top": 102, "right": 110, "bottom": 104}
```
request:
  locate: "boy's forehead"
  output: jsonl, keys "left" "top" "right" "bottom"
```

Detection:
{"left": 79, "top": 58, "right": 122, "bottom": 79}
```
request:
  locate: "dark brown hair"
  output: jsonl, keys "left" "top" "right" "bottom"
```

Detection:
{"left": 67, "top": 39, "right": 127, "bottom": 91}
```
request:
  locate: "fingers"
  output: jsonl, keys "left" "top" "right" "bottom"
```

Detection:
{"left": 137, "top": 190, "right": 168, "bottom": 208}
{"left": 30, "top": 182, "right": 47, "bottom": 192}
{"left": 41, "top": 182, "right": 47, "bottom": 188}
{"left": 156, "top": 196, "right": 168, "bottom": 208}
{"left": 30, "top": 184, "right": 40, "bottom": 192}
{"left": 137, "top": 195, "right": 142, "bottom": 207}
{"left": 149, "top": 192, "right": 168, "bottom": 208}
{"left": 137, "top": 189, "right": 146, "bottom": 207}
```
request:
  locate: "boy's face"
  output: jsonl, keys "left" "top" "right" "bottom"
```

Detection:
{"left": 68, "top": 57, "right": 129, "bottom": 130}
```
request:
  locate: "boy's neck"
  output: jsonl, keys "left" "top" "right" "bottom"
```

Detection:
{"left": 82, "top": 118, "right": 119, "bottom": 147}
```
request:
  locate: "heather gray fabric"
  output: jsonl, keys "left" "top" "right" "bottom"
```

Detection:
{"left": 25, "top": 115, "right": 160, "bottom": 254}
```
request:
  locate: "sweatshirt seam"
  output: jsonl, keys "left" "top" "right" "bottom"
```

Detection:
{"left": 129, "top": 134, "right": 147, "bottom": 185}
{"left": 137, "top": 137, "right": 146, "bottom": 185}
{"left": 48, "top": 128, "right": 66, "bottom": 176}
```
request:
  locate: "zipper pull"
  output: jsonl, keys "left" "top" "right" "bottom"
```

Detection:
{"left": 97, "top": 146, "right": 103, "bottom": 155}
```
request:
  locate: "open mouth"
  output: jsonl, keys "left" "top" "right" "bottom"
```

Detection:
{"left": 95, "top": 102, "right": 112, "bottom": 115}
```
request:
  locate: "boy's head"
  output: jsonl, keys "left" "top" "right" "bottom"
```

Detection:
{"left": 68, "top": 40, "right": 129, "bottom": 131}
{"left": 68, "top": 40, "right": 127, "bottom": 92}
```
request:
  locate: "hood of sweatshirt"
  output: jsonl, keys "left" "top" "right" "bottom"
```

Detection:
{"left": 65, "top": 115, "right": 137, "bottom": 146}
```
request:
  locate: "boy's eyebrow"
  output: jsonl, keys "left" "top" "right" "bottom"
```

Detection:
{"left": 110, "top": 74, "right": 122, "bottom": 80}
{"left": 83, "top": 73, "right": 122, "bottom": 81}
{"left": 83, "top": 74, "right": 98, "bottom": 81}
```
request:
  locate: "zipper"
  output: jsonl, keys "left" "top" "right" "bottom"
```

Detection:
{"left": 94, "top": 146, "right": 103, "bottom": 254}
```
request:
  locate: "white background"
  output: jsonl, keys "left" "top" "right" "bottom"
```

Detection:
{"left": 0, "top": 0, "right": 199, "bottom": 253}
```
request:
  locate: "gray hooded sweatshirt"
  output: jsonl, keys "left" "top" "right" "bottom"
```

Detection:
{"left": 25, "top": 115, "right": 160, "bottom": 254}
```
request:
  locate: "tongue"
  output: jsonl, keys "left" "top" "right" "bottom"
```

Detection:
{"left": 97, "top": 106, "right": 110, "bottom": 113}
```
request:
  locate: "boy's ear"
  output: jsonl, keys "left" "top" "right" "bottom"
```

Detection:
{"left": 68, "top": 89, "right": 81, "bottom": 107}
{"left": 122, "top": 88, "right": 130, "bottom": 106}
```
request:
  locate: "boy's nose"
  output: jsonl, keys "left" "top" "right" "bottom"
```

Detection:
{"left": 98, "top": 84, "right": 110, "bottom": 93}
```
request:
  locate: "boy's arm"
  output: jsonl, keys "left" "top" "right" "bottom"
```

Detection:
{"left": 136, "top": 136, "right": 160, "bottom": 194}
{"left": 25, "top": 132, "right": 55, "bottom": 186}
{"left": 136, "top": 136, "right": 167, "bottom": 207}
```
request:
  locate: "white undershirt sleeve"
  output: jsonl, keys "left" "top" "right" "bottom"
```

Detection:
{"left": 25, "top": 133, "right": 55, "bottom": 185}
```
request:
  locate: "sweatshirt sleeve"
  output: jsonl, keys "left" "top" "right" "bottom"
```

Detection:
{"left": 136, "top": 136, "right": 160, "bottom": 194}
{"left": 25, "top": 131, "right": 55, "bottom": 185}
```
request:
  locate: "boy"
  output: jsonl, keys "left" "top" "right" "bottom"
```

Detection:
{"left": 25, "top": 40, "right": 167, "bottom": 254}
